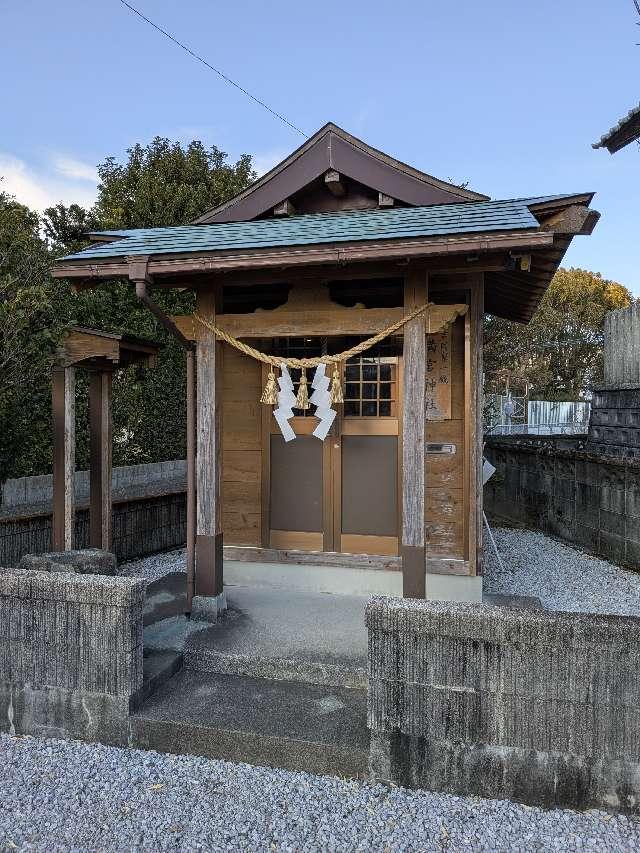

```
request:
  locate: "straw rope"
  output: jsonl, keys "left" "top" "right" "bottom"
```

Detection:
{"left": 192, "top": 302, "right": 434, "bottom": 368}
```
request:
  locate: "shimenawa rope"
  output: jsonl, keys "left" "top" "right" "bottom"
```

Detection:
{"left": 192, "top": 302, "right": 434, "bottom": 369}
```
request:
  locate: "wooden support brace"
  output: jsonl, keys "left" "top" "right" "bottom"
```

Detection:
{"left": 52, "top": 366, "right": 76, "bottom": 551}
{"left": 89, "top": 370, "right": 112, "bottom": 550}
{"left": 273, "top": 199, "right": 296, "bottom": 217}
{"left": 324, "top": 170, "right": 346, "bottom": 197}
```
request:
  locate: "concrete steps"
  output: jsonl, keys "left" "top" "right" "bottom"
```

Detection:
{"left": 131, "top": 668, "right": 369, "bottom": 778}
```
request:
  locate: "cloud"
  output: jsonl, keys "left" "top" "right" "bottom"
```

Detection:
{"left": 0, "top": 153, "right": 98, "bottom": 212}
{"left": 52, "top": 155, "right": 99, "bottom": 183}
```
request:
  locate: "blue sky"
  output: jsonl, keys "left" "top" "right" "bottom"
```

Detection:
{"left": 1, "top": 1, "right": 638, "bottom": 291}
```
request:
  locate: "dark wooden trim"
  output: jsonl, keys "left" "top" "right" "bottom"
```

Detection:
{"left": 195, "top": 533, "right": 223, "bottom": 596}
{"left": 402, "top": 545, "right": 426, "bottom": 598}
{"left": 193, "top": 123, "right": 487, "bottom": 224}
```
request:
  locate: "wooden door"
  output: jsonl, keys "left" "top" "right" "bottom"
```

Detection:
{"left": 265, "top": 348, "right": 402, "bottom": 556}
{"left": 337, "top": 354, "right": 401, "bottom": 556}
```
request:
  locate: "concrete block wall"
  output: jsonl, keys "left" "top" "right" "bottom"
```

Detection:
{"left": 367, "top": 596, "right": 640, "bottom": 811}
{"left": 1, "top": 460, "right": 187, "bottom": 511}
{"left": 0, "top": 568, "right": 145, "bottom": 744}
{"left": 588, "top": 388, "right": 640, "bottom": 459}
{"left": 484, "top": 435, "right": 640, "bottom": 569}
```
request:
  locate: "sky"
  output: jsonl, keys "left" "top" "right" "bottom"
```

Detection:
{"left": 1, "top": 0, "right": 638, "bottom": 290}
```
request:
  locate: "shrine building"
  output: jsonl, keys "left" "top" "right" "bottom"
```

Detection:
{"left": 52, "top": 123, "right": 599, "bottom": 607}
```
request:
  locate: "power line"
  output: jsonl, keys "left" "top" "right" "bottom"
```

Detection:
{"left": 117, "top": 0, "right": 307, "bottom": 138}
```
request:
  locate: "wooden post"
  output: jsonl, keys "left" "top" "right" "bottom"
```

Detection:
{"left": 468, "top": 273, "right": 484, "bottom": 574}
{"left": 195, "top": 288, "right": 224, "bottom": 597}
{"left": 52, "top": 366, "right": 76, "bottom": 551}
{"left": 401, "top": 270, "right": 428, "bottom": 598}
{"left": 186, "top": 348, "right": 197, "bottom": 610}
{"left": 88, "top": 370, "right": 112, "bottom": 550}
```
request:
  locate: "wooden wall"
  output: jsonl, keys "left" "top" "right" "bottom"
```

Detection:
{"left": 425, "top": 316, "right": 465, "bottom": 559}
{"left": 222, "top": 347, "right": 262, "bottom": 545}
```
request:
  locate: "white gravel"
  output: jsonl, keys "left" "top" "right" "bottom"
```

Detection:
{"left": 124, "top": 528, "right": 640, "bottom": 616}
{"left": 2, "top": 733, "right": 638, "bottom": 852}
{"left": 484, "top": 526, "right": 640, "bottom": 616}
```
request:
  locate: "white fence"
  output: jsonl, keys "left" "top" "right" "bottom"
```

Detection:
{"left": 484, "top": 395, "right": 590, "bottom": 436}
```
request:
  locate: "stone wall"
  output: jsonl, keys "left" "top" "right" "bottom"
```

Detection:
{"left": 484, "top": 435, "right": 640, "bottom": 569}
{"left": 367, "top": 596, "right": 640, "bottom": 811}
{"left": 0, "top": 567, "right": 145, "bottom": 745}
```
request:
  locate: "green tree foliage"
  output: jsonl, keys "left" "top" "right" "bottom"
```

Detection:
{"left": 92, "top": 138, "right": 254, "bottom": 230}
{"left": 0, "top": 139, "right": 254, "bottom": 481}
{"left": 484, "top": 267, "right": 634, "bottom": 400}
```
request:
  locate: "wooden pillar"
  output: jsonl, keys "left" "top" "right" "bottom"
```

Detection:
{"left": 88, "top": 370, "right": 112, "bottom": 550}
{"left": 401, "top": 270, "right": 428, "bottom": 598}
{"left": 467, "top": 273, "right": 484, "bottom": 573}
{"left": 195, "top": 288, "right": 223, "bottom": 597}
{"left": 186, "top": 348, "right": 197, "bottom": 610}
{"left": 52, "top": 366, "right": 76, "bottom": 551}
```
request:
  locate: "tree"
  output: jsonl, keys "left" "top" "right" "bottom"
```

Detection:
{"left": 0, "top": 137, "right": 255, "bottom": 481}
{"left": 484, "top": 268, "right": 634, "bottom": 400}
{"left": 92, "top": 137, "right": 254, "bottom": 230}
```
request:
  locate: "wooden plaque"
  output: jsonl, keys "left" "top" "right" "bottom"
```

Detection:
{"left": 425, "top": 326, "right": 452, "bottom": 421}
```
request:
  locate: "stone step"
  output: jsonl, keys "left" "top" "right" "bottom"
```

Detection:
{"left": 131, "top": 668, "right": 369, "bottom": 779}
{"left": 185, "top": 642, "right": 368, "bottom": 690}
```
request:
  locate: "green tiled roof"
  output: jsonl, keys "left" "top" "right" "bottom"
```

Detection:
{"left": 60, "top": 195, "right": 581, "bottom": 263}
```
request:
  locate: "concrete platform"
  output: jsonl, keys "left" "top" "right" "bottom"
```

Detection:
{"left": 185, "top": 585, "right": 369, "bottom": 689}
{"left": 132, "top": 668, "right": 369, "bottom": 778}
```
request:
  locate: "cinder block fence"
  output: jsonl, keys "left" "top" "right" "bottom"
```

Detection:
{"left": 367, "top": 596, "right": 640, "bottom": 812}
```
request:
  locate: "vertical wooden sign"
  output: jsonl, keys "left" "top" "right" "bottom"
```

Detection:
{"left": 425, "top": 326, "right": 452, "bottom": 420}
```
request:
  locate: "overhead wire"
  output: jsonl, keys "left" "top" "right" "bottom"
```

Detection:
{"left": 117, "top": 0, "right": 307, "bottom": 137}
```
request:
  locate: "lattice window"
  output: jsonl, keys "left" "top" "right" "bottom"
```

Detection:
{"left": 344, "top": 355, "right": 398, "bottom": 417}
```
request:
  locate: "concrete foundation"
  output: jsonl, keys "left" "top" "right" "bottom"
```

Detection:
{"left": 366, "top": 596, "right": 640, "bottom": 812}
{"left": 425, "top": 572, "right": 483, "bottom": 602}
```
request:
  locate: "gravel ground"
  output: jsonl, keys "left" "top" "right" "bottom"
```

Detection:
{"left": 124, "top": 528, "right": 640, "bottom": 616}
{"left": 1, "top": 733, "right": 638, "bottom": 853}
{"left": 483, "top": 526, "right": 640, "bottom": 615}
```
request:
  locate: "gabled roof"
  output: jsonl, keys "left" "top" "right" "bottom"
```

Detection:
{"left": 192, "top": 122, "right": 489, "bottom": 224}
{"left": 593, "top": 103, "right": 640, "bottom": 153}
{"left": 61, "top": 198, "right": 545, "bottom": 262}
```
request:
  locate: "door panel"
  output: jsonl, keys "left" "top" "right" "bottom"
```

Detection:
{"left": 341, "top": 435, "right": 398, "bottom": 538}
{"left": 269, "top": 433, "right": 323, "bottom": 550}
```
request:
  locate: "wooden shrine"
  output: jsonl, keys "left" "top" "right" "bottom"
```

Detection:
{"left": 53, "top": 123, "right": 599, "bottom": 603}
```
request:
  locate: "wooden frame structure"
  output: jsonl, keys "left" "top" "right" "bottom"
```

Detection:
{"left": 53, "top": 123, "right": 599, "bottom": 603}
{"left": 51, "top": 327, "right": 159, "bottom": 552}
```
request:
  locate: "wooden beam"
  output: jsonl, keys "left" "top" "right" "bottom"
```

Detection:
{"left": 172, "top": 303, "right": 468, "bottom": 342}
{"left": 401, "top": 270, "right": 428, "bottom": 598}
{"left": 324, "top": 170, "right": 346, "bottom": 197}
{"left": 379, "top": 193, "right": 395, "bottom": 207}
{"left": 536, "top": 204, "right": 598, "bottom": 235}
{"left": 273, "top": 199, "right": 296, "bottom": 217}
{"left": 88, "top": 371, "right": 112, "bottom": 550}
{"left": 186, "top": 349, "right": 197, "bottom": 611}
{"left": 195, "top": 287, "right": 224, "bottom": 597}
{"left": 52, "top": 366, "right": 75, "bottom": 551}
